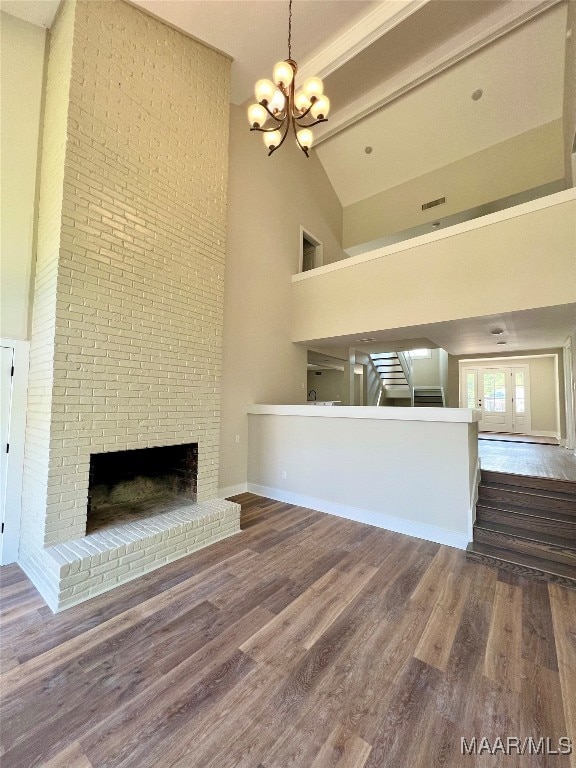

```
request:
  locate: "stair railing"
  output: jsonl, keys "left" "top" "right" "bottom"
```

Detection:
{"left": 396, "top": 351, "right": 414, "bottom": 404}
{"left": 366, "top": 355, "right": 385, "bottom": 406}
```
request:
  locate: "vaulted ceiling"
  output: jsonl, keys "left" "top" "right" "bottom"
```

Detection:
{"left": 3, "top": 0, "right": 574, "bottom": 355}
{"left": 6, "top": 0, "right": 571, "bottom": 214}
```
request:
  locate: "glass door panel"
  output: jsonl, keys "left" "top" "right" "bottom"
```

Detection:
{"left": 479, "top": 368, "right": 512, "bottom": 431}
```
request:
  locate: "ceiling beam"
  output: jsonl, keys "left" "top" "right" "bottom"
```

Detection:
{"left": 297, "top": 0, "right": 430, "bottom": 83}
{"left": 313, "top": 0, "right": 562, "bottom": 145}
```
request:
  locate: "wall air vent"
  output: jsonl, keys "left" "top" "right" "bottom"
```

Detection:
{"left": 421, "top": 196, "right": 446, "bottom": 211}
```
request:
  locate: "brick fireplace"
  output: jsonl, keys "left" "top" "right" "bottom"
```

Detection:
{"left": 18, "top": 0, "right": 240, "bottom": 612}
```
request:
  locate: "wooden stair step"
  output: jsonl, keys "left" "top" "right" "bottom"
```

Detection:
{"left": 479, "top": 482, "right": 576, "bottom": 514}
{"left": 473, "top": 521, "right": 576, "bottom": 567}
{"left": 466, "top": 541, "right": 576, "bottom": 589}
{"left": 480, "top": 470, "right": 576, "bottom": 497}
{"left": 476, "top": 502, "right": 576, "bottom": 540}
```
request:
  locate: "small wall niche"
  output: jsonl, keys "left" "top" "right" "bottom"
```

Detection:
{"left": 300, "top": 226, "right": 323, "bottom": 272}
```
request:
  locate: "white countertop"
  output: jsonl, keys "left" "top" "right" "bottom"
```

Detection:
{"left": 247, "top": 405, "right": 481, "bottom": 423}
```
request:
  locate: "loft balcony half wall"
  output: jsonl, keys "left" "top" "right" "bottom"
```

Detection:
{"left": 291, "top": 190, "right": 576, "bottom": 346}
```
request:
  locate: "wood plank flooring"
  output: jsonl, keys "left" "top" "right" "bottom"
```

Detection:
{"left": 1, "top": 493, "right": 575, "bottom": 768}
{"left": 478, "top": 440, "right": 576, "bottom": 481}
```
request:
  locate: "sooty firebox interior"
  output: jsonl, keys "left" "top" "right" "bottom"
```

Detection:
{"left": 87, "top": 444, "right": 198, "bottom": 528}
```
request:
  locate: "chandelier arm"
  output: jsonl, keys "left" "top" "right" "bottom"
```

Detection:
{"left": 261, "top": 102, "right": 285, "bottom": 123}
{"left": 250, "top": 119, "right": 288, "bottom": 134}
{"left": 294, "top": 98, "right": 318, "bottom": 121}
{"left": 268, "top": 113, "right": 292, "bottom": 156}
{"left": 293, "top": 117, "right": 328, "bottom": 130}
{"left": 293, "top": 121, "right": 309, "bottom": 158}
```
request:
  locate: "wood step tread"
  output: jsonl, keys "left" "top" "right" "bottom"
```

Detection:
{"left": 466, "top": 542, "right": 576, "bottom": 587}
{"left": 480, "top": 481, "right": 576, "bottom": 502}
{"left": 474, "top": 520, "right": 576, "bottom": 550}
{"left": 476, "top": 500, "right": 576, "bottom": 525}
{"left": 480, "top": 470, "right": 576, "bottom": 496}
{"left": 476, "top": 506, "right": 576, "bottom": 541}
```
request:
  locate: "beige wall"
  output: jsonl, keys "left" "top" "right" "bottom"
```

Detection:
{"left": 449, "top": 351, "right": 565, "bottom": 437}
{"left": 412, "top": 349, "right": 439, "bottom": 387}
{"left": 218, "top": 105, "right": 343, "bottom": 493}
{"left": 0, "top": 13, "right": 46, "bottom": 340}
{"left": 343, "top": 120, "right": 564, "bottom": 250}
{"left": 292, "top": 195, "right": 576, "bottom": 344}
{"left": 307, "top": 369, "right": 344, "bottom": 402}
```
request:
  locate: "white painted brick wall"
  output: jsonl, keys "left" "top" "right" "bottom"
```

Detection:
{"left": 20, "top": 0, "right": 77, "bottom": 572}
{"left": 19, "top": 0, "right": 235, "bottom": 607}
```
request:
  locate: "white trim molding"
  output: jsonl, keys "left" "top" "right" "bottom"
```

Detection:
{"left": 298, "top": 0, "right": 429, "bottom": 84}
{"left": 247, "top": 403, "right": 480, "bottom": 423}
{"left": 247, "top": 483, "right": 469, "bottom": 550}
{"left": 0, "top": 338, "right": 30, "bottom": 565}
{"left": 218, "top": 483, "right": 248, "bottom": 499}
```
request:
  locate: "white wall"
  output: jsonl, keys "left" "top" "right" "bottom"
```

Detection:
{"left": 218, "top": 105, "right": 344, "bottom": 494}
{"left": 0, "top": 13, "right": 46, "bottom": 340}
{"left": 247, "top": 407, "right": 479, "bottom": 548}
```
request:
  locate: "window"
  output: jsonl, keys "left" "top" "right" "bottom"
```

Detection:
{"left": 515, "top": 370, "right": 525, "bottom": 414}
{"left": 483, "top": 371, "right": 506, "bottom": 412}
{"left": 408, "top": 349, "right": 431, "bottom": 359}
{"left": 466, "top": 372, "right": 476, "bottom": 409}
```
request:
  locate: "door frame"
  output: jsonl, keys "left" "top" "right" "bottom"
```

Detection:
{"left": 299, "top": 226, "right": 324, "bottom": 273}
{"left": 1, "top": 338, "right": 29, "bottom": 565}
{"left": 461, "top": 364, "right": 531, "bottom": 433}
{"left": 459, "top": 354, "right": 560, "bottom": 439}
{"left": 564, "top": 339, "right": 575, "bottom": 451}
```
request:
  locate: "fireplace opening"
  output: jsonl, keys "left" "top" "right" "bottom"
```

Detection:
{"left": 87, "top": 443, "right": 198, "bottom": 533}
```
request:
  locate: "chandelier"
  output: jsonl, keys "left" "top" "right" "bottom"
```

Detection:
{"left": 247, "top": 0, "right": 330, "bottom": 157}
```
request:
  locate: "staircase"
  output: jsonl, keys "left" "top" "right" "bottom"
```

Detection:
{"left": 412, "top": 386, "right": 445, "bottom": 407}
{"left": 370, "top": 352, "right": 411, "bottom": 397}
{"left": 466, "top": 469, "right": 576, "bottom": 589}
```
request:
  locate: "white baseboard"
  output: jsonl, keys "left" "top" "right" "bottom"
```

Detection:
{"left": 247, "top": 483, "right": 469, "bottom": 550}
{"left": 218, "top": 483, "right": 248, "bottom": 499}
{"left": 526, "top": 429, "right": 560, "bottom": 439}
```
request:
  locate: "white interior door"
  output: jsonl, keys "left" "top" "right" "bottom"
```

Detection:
{"left": 461, "top": 364, "right": 531, "bottom": 434}
{"left": 1, "top": 346, "right": 14, "bottom": 543}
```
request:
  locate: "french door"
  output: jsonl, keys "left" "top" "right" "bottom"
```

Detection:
{"left": 461, "top": 365, "right": 531, "bottom": 433}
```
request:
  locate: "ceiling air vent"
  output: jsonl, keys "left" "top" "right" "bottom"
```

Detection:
{"left": 421, "top": 196, "right": 446, "bottom": 211}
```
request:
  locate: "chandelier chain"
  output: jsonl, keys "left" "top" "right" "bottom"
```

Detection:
{"left": 288, "top": 0, "right": 292, "bottom": 59}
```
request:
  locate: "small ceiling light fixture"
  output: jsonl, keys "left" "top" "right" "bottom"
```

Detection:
{"left": 472, "top": 88, "right": 483, "bottom": 101}
{"left": 432, "top": 221, "right": 441, "bottom": 228}
{"left": 357, "top": 337, "right": 377, "bottom": 343}
{"left": 490, "top": 328, "right": 505, "bottom": 336}
{"left": 247, "top": 0, "right": 330, "bottom": 157}
{"left": 496, "top": 341, "right": 507, "bottom": 345}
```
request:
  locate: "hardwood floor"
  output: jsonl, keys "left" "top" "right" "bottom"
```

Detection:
{"left": 1, "top": 494, "right": 575, "bottom": 768}
{"left": 478, "top": 440, "right": 576, "bottom": 481}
